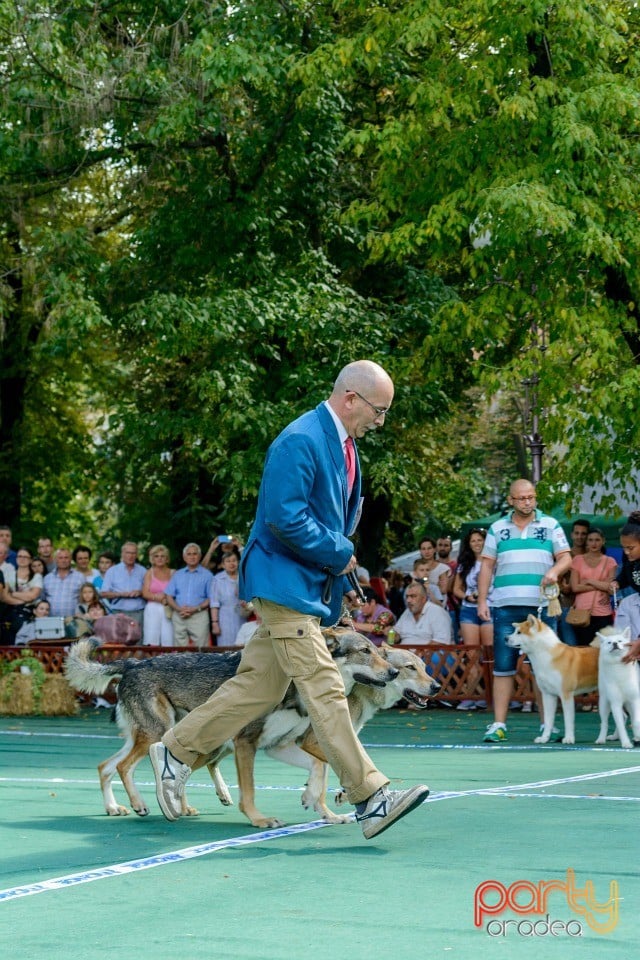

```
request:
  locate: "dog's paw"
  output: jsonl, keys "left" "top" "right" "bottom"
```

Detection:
{"left": 183, "top": 805, "right": 200, "bottom": 817}
{"left": 106, "top": 805, "right": 130, "bottom": 816}
{"left": 619, "top": 739, "right": 634, "bottom": 749}
{"left": 594, "top": 737, "right": 607, "bottom": 745}
{"left": 534, "top": 735, "right": 548, "bottom": 744}
{"left": 253, "top": 816, "right": 285, "bottom": 829}
{"left": 320, "top": 809, "right": 353, "bottom": 825}
{"left": 133, "top": 804, "right": 150, "bottom": 817}
{"left": 334, "top": 788, "right": 347, "bottom": 806}
{"left": 562, "top": 736, "right": 575, "bottom": 745}
{"left": 606, "top": 732, "right": 620, "bottom": 741}
{"left": 216, "top": 790, "right": 233, "bottom": 807}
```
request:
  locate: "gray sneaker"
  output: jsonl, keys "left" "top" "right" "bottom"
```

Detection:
{"left": 355, "top": 784, "right": 430, "bottom": 839}
{"left": 149, "top": 742, "right": 192, "bottom": 821}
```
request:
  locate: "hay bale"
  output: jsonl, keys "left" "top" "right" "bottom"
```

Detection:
{"left": 0, "top": 672, "right": 78, "bottom": 716}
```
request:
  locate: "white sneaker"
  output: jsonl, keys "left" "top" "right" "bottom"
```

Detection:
{"left": 456, "top": 699, "right": 478, "bottom": 711}
{"left": 521, "top": 701, "right": 533, "bottom": 713}
{"left": 483, "top": 722, "right": 507, "bottom": 743}
{"left": 149, "top": 742, "right": 192, "bottom": 821}
{"left": 355, "top": 785, "right": 430, "bottom": 839}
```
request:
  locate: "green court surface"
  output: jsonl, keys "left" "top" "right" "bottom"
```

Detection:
{"left": 1, "top": 705, "right": 638, "bottom": 960}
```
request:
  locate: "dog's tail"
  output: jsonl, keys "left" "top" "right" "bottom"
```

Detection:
{"left": 64, "top": 637, "right": 129, "bottom": 694}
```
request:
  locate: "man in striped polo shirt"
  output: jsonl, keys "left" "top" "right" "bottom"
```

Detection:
{"left": 476, "top": 479, "right": 571, "bottom": 743}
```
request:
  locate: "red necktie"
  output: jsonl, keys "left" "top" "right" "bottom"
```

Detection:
{"left": 344, "top": 437, "right": 356, "bottom": 495}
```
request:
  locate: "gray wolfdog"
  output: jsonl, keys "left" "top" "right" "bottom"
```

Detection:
{"left": 64, "top": 630, "right": 400, "bottom": 827}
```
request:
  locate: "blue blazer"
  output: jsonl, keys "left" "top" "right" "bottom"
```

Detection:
{"left": 240, "top": 402, "right": 361, "bottom": 625}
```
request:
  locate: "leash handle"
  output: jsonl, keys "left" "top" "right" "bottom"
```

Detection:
{"left": 347, "top": 570, "right": 366, "bottom": 603}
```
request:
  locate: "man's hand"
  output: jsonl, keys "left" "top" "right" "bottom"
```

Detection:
{"left": 622, "top": 638, "right": 640, "bottom": 663}
{"left": 338, "top": 554, "right": 358, "bottom": 576}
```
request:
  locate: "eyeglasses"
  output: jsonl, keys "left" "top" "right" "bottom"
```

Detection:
{"left": 347, "top": 389, "right": 390, "bottom": 419}
{"left": 511, "top": 495, "right": 536, "bottom": 502}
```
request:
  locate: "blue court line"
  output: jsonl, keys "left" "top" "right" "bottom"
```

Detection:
{"left": 0, "top": 820, "right": 331, "bottom": 903}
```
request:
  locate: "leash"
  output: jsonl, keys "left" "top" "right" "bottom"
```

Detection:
{"left": 322, "top": 569, "right": 365, "bottom": 627}
{"left": 346, "top": 570, "right": 366, "bottom": 603}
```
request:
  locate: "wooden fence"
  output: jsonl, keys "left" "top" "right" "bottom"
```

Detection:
{"left": 0, "top": 642, "right": 545, "bottom": 707}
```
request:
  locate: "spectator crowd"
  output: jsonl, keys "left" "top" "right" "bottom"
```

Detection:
{"left": 0, "top": 513, "right": 632, "bottom": 682}
{"left": 0, "top": 530, "right": 250, "bottom": 648}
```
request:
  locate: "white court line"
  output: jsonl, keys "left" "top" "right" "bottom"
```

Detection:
{"left": 0, "top": 728, "right": 631, "bottom": 752}
{"left": 484, "top": 792, "right": 640, "bottom": 802}
{"left": 0, "top": 729, "right": 116, "bottom": 740}
{"left": 3, "top": 763, "right": 640, "bottom": 795}
{"left": 1, "top": 764, "right": 638, "bottom": 904}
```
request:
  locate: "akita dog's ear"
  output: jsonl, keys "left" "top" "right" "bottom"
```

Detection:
{"left": 527, "top": 614, "right": 538, "bottom": 628}
{"left": 378, "top": 643, "right": 391, "bottom": 657}
{"left": 621, "top": 626, "right": 632, "bottom": 641}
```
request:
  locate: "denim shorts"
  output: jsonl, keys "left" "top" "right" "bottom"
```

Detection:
{"left": 492, "top": 605, "right": 558, "bottom": 676}
{"left": 459, "top": 603, "right": 492, "bottom": 627}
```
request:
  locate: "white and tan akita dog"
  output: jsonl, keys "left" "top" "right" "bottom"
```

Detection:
{"left": 507, "top": 615, "right": 599, "bottom": 744}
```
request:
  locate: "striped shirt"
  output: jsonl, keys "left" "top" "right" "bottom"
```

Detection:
{"left": 482, "top": 510, "right": 570, "bottom": 608}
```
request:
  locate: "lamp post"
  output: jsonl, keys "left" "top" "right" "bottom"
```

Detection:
{"left": 521, "top": 325, "right": 547, "bottom": 484}
{"left": 521, "top": 374, "right": 546, "bottom": 484}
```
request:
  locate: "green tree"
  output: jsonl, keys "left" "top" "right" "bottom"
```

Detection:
{"left": 5, "top": 0, "right": 636, "bottom": 570}
{"left": 0, "top": 1, "right": 461, "bottom": 566}
{"left": 297, "top": 0, "right": 640, "bottom": 510}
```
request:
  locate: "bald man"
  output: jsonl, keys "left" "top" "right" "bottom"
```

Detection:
{"left": 150, "top": 361, "right": 429, "bottom": 839}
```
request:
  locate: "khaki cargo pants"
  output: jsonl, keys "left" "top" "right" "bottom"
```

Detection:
{"left": 162, "top": 598, "right": 387, "bottom": 804}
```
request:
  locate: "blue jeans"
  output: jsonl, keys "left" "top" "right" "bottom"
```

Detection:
{"left": 492, "top": 605, "right": 558, "bottom": 676}
{"left": 557, "top": 607, "right": 577, "bottom": 646}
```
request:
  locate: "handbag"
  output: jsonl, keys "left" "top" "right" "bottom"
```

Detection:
{"left": 565, "top": 557, "right": 609, "bottom": 627}
{"left": 565, "top": 606, "right": 591, "bottom": 627}
{"left": 93, "top": 613, "right": 142, "bottom": 645}
{"left": 64, "top": 616, "right": 94, "bottom": 639}
{"left": 34, "top": 616, "right": 66, "bottom": 640}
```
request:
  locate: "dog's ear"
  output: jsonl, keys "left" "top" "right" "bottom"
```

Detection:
{"left": 527, "top": 614, "right": 537, "bottom": 627}
{"left": 322, "top": 630, "right": 341, "bottom": 656}
{"left": 590, "top": 635, "right": 602, "bottom": 648}
{"left": 379, "top": 642, "right": 391, "bottom": 657}
{"left": 622, "top": 626, "right": 632, "bottom": 641}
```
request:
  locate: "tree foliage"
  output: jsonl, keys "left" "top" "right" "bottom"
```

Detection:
{"left": 1, "top": 0, "right": 639, "bottom": 568}
{"left": 297, "top": 0, "right": 640, "bottom": 510}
